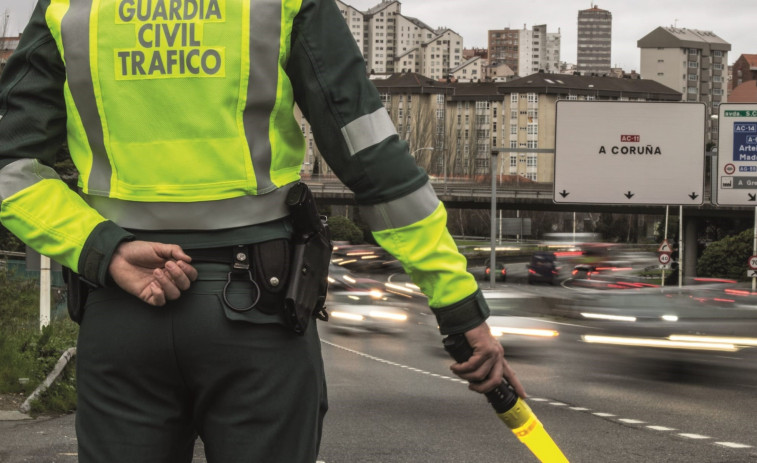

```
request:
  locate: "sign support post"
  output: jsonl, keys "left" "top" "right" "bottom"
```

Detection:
{"left": 678, "top": 206, "right": 683, "bottom": 288}
{"left": 753, "top": 207, "right": 757, "bottom": 291}
{"left": 661, "top": 206, "right": 669, "bottom": 287}
{"left": 490, "top": 151, "right": 499, "bottom": 290}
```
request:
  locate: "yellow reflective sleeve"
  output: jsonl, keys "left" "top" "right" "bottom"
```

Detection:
{"left": 372, "top": 202, "right": 477, "bottom": 308}
{"left": 0, "top": 179, "right": 107, "bottom": 271}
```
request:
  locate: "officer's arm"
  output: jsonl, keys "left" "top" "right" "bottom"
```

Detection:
{"left": 287, "top": 0, "right": 489, "bottom": 336}
{"left": 0, "top": 0, "right": 133, "bottom": 285}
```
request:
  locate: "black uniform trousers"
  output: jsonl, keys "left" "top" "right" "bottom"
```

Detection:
{"left": 75, "top": 263, "right": 328, "bottom": 462}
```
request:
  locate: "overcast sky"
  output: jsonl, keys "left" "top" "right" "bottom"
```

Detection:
{"left": 2, "top": 0, "right": 754, "bottom": 72}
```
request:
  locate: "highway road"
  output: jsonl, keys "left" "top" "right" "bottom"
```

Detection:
{"left": 3, "top": 271, "right": 757, "bottom": 462}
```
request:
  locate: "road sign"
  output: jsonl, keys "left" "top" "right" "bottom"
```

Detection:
{"left": 657, "top": 240, "right": 672, "bottom": 253}
{"left": 554, "top": 101, "right": 705, "bottom": 205}
{"left": 658, "top": 252, "right": 672, "bottom": 265}
{"left": 715, "top": 104, "right": 757, "bottom": 206}
{"left": 748, "top": 269, "right": 757, "bottom": 278}
{"left": 749, "top": 255, "right": 757, "bottom": 270}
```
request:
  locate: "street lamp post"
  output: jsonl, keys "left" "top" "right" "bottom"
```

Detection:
{"left": 490, "top": 150, "right": 499, "bottom": 289}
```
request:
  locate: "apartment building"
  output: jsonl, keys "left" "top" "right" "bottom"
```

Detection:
{"left": 487, "top": 24, "right": 561, "bottom": 77}
{"left": 335, "top": 0, "right": 463, "bottom": 80}
{"left": 638, "top": 26, "right": 730, "bottom": 141}
{"left": 450, "top": 56, "right": 484, "bottom": 82}
{"left": 577, "top": 5, "right": 612, "bottom": 76}
{"left": 295, "top": 71, "right": 680, "bottom": 182}
{"left": 732, "top": 54, "right": 757, "bottom": 88}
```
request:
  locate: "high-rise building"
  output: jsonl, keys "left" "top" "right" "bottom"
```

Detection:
{"left": 638, "top": 26, "right": 730, "bottom": 142}
{"left": 335, "top": 0, "right": 464, "bottom": 80}
{"left": 577, "top": 5, "right": 612, "bottom": 76}
{"left": 488, "top": 25, "right": 561, "bottom": 77}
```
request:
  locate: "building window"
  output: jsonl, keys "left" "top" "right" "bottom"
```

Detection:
{"left": 511, "top": 93, "right": 518, "bottom": 103}
{"left": 527, "top": 93, "right": 538, "bottom": 103}
{"left": 436, "top": 94, "right": 444, "bottom": 104}
{"left": 688, "top": 74, "right": 697, "bottom": 81}
{"left": 687, "top": 87, "right": 697, "bottom": 94}
{"left": 688, "top": 61, "right": 698, "bottom": 68}
{"left": 510, "top": 124, "right": 517, "bottom": 135}
{"left": 714, "top": 50, "right": 722, "bottom": 57}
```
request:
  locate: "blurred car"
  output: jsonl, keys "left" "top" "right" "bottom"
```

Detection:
{"left": 325, "top": 292, "right": 410, "bottom": 334}
{"left": 562, "top": 286, "right": 757, "bottom": 365}
{"left": 571, "top": 263, "right": 597, "bottom": 279}
{"left": 327, "top": 264, "right": 386, "bottom": 298}
{"left": 484, "top": 290, "right": 561, "bottom": 354}
{"left": 527, "top": 251, "right": 560, "bottom": 285}
{"left": 480, "top": 259, "right": 507, "bottom": 282}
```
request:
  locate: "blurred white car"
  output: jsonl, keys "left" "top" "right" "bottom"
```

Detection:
{"left": 482, "top": 290, "right": 562, "bottom": 353}
{"left": 325, "top": 292, "right": 410, "bottom": 334}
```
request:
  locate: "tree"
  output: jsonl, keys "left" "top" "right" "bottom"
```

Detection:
{"left": 328, "top": 216, "right": 364, "bottom": 244}
{"left": 696, "top": 228, "right": 754, "bottom": 281}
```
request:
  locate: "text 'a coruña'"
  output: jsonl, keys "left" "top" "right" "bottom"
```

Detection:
{"left": 115, "top": 0, "right": 225, "bottom": 80}
{"left": 598, "top": 145, "right": 662, "bottom": 155}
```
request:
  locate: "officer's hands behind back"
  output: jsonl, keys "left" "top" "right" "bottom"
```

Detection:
{"left": 108, "top": 240, "right": 198, "bottom": 306}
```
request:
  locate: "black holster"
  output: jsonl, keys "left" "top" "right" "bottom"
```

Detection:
{"left": 284, "top": 183, "right": 333, "bottom": 335}
{"left": 62, "top": 267, "right": 94, "bottom": 324}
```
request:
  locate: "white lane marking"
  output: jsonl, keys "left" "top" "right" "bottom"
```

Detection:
{"left": 716, "top": 442, "right": 753, "bottom": 449}
{"left": 647, "top": 426, "right": 676, "bottom": 431}
{"left": 321, "top": 340, "right": 754, "bottom": 451}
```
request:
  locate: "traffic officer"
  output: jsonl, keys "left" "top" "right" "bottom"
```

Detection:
{"left": 0, "top": 0, "right": 525, "bottom": 461}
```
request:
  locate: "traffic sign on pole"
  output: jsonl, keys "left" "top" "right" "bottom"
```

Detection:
{"left": 715, "top": 103, "right": 757, "bottom": 206}
{"left": 658, "top": 252, "right": 672, "bottom": 265}
{"left": 749, "top": 255, "right": 757, "bottom": 270}
{"left": 658, "top": 239, "right": 672, "bottom": 253}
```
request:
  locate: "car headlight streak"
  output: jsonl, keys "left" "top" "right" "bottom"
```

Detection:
{"left": 581, "top": 312, "right": 637, "bottom": 322}
{"left": 581, "top": 335, "right": 742, "bottom": 352}
{"left": 490, "top": 326, "right": 559, "bottom": 338}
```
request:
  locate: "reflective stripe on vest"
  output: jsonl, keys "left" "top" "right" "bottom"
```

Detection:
{"left": 60, "top": 0, "right": 112, "bottom": 195}
{"left": 51, "top": 0, "right": 303, "bottom": 207}
{"left": 82, "top": 183, "right": 294, "bottom": 230}
{"left": 359, "top": 181, "right": 440, "bottom": 232}
{"left": 341, "top": 108, "right": 397, "bottom": 156}
{"left": 0, "top": 159, "right": 61, "bottom": 201}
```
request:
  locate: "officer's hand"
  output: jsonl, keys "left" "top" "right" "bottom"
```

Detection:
{"left": 108, "top": 240, "right": 198, "bottom": 306}
{"left": 449, "top": 322, "right": 527, "bottom": 398}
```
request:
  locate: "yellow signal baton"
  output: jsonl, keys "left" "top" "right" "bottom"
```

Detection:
{"left": 444, "top": 334, "right": 569, "bottom": 462}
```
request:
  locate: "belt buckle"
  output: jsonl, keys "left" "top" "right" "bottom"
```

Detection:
{"left": 222, "top": 245, "right": 260, "bottom": 312}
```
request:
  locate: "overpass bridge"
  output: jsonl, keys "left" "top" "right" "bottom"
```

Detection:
{"left": 306, "top": 176, "right": 750, "bottom": 219}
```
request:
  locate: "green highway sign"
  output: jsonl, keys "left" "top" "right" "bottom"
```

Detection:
{"left": 724, "top": 110, "right": 757, "bottom": 117}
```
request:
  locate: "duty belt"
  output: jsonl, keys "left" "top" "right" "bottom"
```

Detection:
{"left": 186, "top": 243, "right": 289, "bottom": 313}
